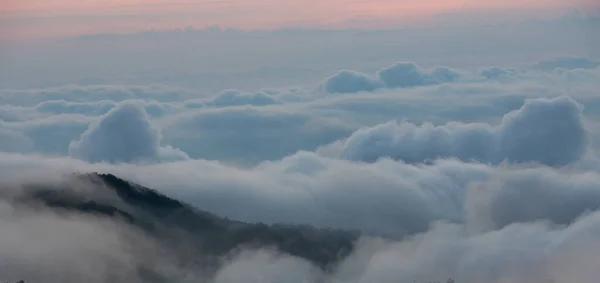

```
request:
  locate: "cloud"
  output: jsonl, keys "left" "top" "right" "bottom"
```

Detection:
{"left": 339, "top": 96, "right": 590, "bottom": 166}
{"left": 35, "top": 100, "right": 117, "bottom": 116}
{"left": 0, "top": 180, "right": 186, "bottom": 283}
{"left": 531, "top": 56, "right": 600, "bottom": 71}
{"left": 160, "top": 107, "right": 354, "bottom": 164}
{"left": 208, "top": 90, "right": 281, "bottom": 107}
{"left": 329, "top": 212, "right": 600, "bottom": 283}
{"left": 321, "top": 70, "right": 383, "bottom": 94}
{"left": 69, "top": 102, "right": 188, "bottom": 164}
{"left": 321, "top": 63, "right": 461, "bottom": 94}
{"left": 7, "top": 115, "right": 92, "bottom": 155}
{"left": 0, "top": 85, "right": 199, "bottom": 107}
{"left": 480, "top": 66, "right": 520, "bottom": 80}
{"left": 0, "top": 129, "right": 34, "bottom": 153}
{"left": 3, "top": 153, "right": 600, "bottom": 282}
{"left": 2, "top": 56, "right": 600, "bottom": 165}
{"left": 377, "top": 62, "right": 460, "bottom": 88}
{"left": 465, "top": 168, "right": 600, "bottom": 233}
{"left": 3, "top": 149, "right": 600, "bottom": 240}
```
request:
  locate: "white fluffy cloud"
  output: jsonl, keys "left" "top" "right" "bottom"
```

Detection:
{"left": 339, "top": 96, "right": 590, "bottom": 166}
{"left": 69, "top": 102, "right": 188, "bottom": 163}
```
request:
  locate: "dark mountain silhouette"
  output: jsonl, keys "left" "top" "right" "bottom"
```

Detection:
{"left": 12, "top": 173, "right": 359, "bottom": 280}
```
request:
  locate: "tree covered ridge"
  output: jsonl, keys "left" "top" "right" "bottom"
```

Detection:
{"left": 14, "top": 173, "right": 359, "bottom": 272}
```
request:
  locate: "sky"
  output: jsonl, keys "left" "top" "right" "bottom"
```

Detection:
{"left": 1, "top": 0, "right": 599, "bottom": 38}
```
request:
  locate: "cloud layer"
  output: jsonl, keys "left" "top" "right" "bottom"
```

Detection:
{"left": 0, "top": 57, "right": 599, "bottom": 282}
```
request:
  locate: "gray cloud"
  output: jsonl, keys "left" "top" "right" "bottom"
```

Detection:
{"left": 1, "top": 16, "right": 600, "bottom": 281}
{"left": 0, "top": 85, "right": 199, "bottom": 107}
{"left": 1, "top": 57, "right": 600, "bottom": 165}
{"left": 480, "top": 66, "right": 520, "bottom": 80}
{"left": 69, "top": 102, "right": 188, "bottom": 164}
{"left": 3, "top": 155, "right": 600, "bottom": 282}
{"left": 208, "top": 89, "right": 281, "bottom": 107}
{"left": 2, "top": 151, "right": 600, "bottom": 240}
{"left": 160, "top": 107, "right": 354, "bottom": 164}
{"left": 8, "top": 115, "right": 92, "bottom": 155}
{"left": 321, "top": 63, "right": 461, "bottom": 94}
{"left": 321, "top": 70, "right": 383, "bottom": 94}
{"left": 34, "top": 100, "right": 117, "bottom": 116}
{"left": 377, "top": 62, "right": 460, "bottom": 88}
{"left": 339, "top": 96, "right": 590, "bottom": 166}
{"left": 0, "top": 129, "right": 34, "bottom": 153}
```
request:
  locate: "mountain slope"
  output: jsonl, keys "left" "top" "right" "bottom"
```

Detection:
{"left": 14, "top": 173, "right": 359, "bottom": 274}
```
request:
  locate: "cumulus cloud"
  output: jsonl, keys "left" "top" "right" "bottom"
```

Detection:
{"left": 2, "top": 57, "right": 600, "bottom": 165}
{"left": 208, "top": 90, "right": 281, "bottom": 107}
{"left": 377, "top": 62, "right": 460, "bottom": 88}
{"left": 321, "top": 70, "right": 383, "bottom": 94}
{"left": 339, "top": 96, "right": 590, "bottom": 166}
{"left": 480, "top": 66, "right": 520, "bottom": 80}
{"left": 321, "top": 63, "right": 461, "bottom": 93}
{"left": 69, "top": 102, "right": 188, "bottom": 164}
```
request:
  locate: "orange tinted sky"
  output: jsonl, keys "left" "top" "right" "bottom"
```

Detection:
{"left": 1, "top": 0, "right": 597, "bottom": 38}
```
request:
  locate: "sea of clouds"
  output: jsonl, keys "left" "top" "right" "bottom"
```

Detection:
{"left": 1, "top": 55, "right": 600, "bottom": 282}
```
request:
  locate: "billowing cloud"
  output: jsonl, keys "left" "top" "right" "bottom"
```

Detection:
{"left": 2, "top": 149, "right": 600, "bottom": 239}
{"left": 377, "top": 62, "right": 460, "bottom": 88}
{"left": 2, "top": 17, "right": 600, "bottom": 281}
{"left": 69, "top": 102, "right": 188, "bottom": 164}
{"left": 480, "top": 66, "right": 520, "bottom": 79}
{"left": 321, "top": 70, "right": 383, "bottom": 94}
{"left": 3, "top": 150, "right": 600, "bottom": 282}
{"left": 321, "top": 63, "right": 461, "bottom": 93}
{"left": 208, "top": 90, "right": 281, "bottom": 107}
{"left": 339, "top": 96, "right": 590, "bottom": 166}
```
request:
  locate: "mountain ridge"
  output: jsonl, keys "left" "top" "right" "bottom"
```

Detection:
{"left": 12, "top": 172, "right": 360, "bottom": 277}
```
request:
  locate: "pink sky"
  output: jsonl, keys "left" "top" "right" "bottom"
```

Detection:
{"left": 1, "top": 0, "right": 598, "bottom": 38}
